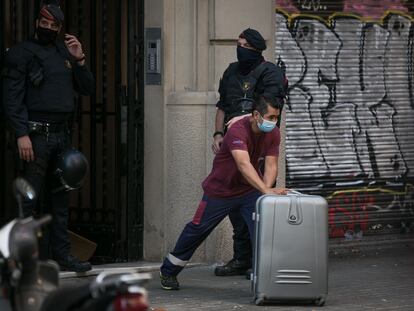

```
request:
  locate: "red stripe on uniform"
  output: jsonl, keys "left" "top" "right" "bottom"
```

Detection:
{"left": 192, "top": 201, "right": 207, "bottom": 225}
{"left": 40, "top": 7, "right": 55, "bottom": 21}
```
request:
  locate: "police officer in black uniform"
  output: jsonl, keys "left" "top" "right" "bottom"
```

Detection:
{"left": 213, "top": 28, "right": 287, "bottom": 276}
{"left": 2, "top": 3, "right": 94, "bottom": 272}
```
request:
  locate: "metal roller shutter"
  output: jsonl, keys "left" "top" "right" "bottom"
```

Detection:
{"left": 275, "top": 1, "right": 414, "bottom": 239}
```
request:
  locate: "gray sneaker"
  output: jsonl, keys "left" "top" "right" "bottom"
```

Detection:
{"left": 160, "top": 272, "right": 180, "bottom": 290}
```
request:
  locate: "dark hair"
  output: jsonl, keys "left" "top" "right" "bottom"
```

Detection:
{"left": 252, "top": 94, "right": 284, "bottom": 115}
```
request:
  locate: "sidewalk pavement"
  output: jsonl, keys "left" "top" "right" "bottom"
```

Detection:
{"left": 62, "top": 237, "right": 414, "bottom": 310}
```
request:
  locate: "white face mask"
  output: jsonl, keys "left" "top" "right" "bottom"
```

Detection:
{"left": 257, "top": 114, "right": 277, "bottom": 133}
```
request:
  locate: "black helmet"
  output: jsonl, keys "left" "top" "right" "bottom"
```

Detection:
{"left": 53, "top": 149, "right": 88, "bottom": 192}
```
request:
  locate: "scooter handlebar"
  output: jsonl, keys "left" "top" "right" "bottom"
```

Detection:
{"left": 35, "top": 215, "right": 52, "bottom": 228}
{"left": 91, "top": 271, "right": 152, "bottom": 297}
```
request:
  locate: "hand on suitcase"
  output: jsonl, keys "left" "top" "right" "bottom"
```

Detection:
{"left": 264, "top": 187, "right": 289, "bottom": 195}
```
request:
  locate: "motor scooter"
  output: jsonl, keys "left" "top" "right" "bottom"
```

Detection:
{"left": 0, "top": 178, "right": 151, "bottom": 311}
{"left": 0, "top": 177, "right": 57, "bottom": 311}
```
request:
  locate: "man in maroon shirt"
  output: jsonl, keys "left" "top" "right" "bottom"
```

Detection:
{"left": 160, "top": 95, "right": 287, "bottom": 290}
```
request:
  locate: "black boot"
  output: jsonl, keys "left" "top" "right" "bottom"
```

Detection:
{"left": 56, "top": 255, "right": 92, "bottom": 273}
{"left": 214, "top": 259, "right": 251, "bottom": 276}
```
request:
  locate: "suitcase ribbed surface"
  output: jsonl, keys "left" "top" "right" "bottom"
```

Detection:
{"left": 253, "top": 194, "right": 328, "bottom": 305}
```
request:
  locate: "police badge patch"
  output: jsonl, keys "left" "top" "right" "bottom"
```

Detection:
{"left": 242, "top": 81, "right": 251, "bottom": 92}
{"left": 64, "top": 60, "right": 72, "bottom": 69}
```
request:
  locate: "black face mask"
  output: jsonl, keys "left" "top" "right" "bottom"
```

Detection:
{"left": 237, "top": 46, "right": 262, "bottom": 74}
{"left": 36, "top": 26, "right": 58, "bottom": 45}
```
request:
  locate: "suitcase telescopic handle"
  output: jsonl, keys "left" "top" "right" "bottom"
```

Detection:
{"left": 288, "top": 189, "right": 302, "bottom": 195}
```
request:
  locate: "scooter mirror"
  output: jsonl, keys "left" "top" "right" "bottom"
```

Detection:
{"left": 13, "top": 178, "right": 36, "bottom": 201}
{"left": 13, "top": 178, "right": 36, "bottom": 218}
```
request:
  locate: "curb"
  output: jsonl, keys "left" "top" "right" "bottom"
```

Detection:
{"left": 61, "top": 235, "right": 414, "bottom": 279}
{"left": 59, "top": 262, "right": 203, "bottom": 279}
{"left": 328, "top": 235, "right": 414, "bottom": 257}
{"left": 329, "top": 235, "right": 414, "bottom": 249}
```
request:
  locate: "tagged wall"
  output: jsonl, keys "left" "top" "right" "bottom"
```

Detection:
{"left": 275, "top": 0, "right": 414, "bottom": 238}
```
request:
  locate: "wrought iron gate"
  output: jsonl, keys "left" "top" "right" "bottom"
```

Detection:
{"left": 0, "top": 0, "right": 144, "bottom": 262}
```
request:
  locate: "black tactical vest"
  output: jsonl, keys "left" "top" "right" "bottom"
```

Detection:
{"left": 19, "top": 40, "right": 77, "bottom": 114}
{"left": 222, "top": 62, "right": 267, "bottom": 120}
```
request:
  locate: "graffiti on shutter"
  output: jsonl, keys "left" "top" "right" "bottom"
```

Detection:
{"left": 275, "top": 0, "right": 414, "bottom": 238}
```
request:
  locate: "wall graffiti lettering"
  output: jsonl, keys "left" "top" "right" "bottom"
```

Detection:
{"left": 343, "top": 0, "right": 410, "bottom": 19}
{"left": 296, "top": 0, "right": 327, "bottom": 12}
{"left": 327, "top": 187, "right": 413, "bottom": 237}
{"left": 275, "top": 8, "right": 414, "bottom": 236}
{"left": 277, "top": 1, "right": 412, "bottom": 20}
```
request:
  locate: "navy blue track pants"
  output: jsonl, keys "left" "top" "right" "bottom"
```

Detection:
{"left": 161, "top": 191, "right": 261, "bottom": 276}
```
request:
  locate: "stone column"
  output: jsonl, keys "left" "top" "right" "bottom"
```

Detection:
{"left": 144, "top": 0, "right": 278, "bottom": 262}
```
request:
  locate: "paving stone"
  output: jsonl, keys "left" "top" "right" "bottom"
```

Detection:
{"left": 61, "top": 242, "right": 414, "bottom": 310}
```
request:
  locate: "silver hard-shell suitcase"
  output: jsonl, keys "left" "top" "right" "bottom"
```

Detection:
{"left": 252, "top": 192, "right": 328, "bottom": 306}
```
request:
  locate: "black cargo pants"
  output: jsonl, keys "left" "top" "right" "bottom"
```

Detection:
{"left": 20, "top": 130, "right": 71, "bottom": 261}
{"left": 227, "top": 157, "right": 267, "bottom": 265}
{"left": 228, "top": 210, "right": 252, "bottom": 264}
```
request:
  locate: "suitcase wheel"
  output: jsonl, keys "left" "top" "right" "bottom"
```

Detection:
{"left": 254, "top": 294, "right": 266, "bottom": 306}
{"left": 315, "top": 297, "right": 326, "bottom": 307}
{"left": 255, "top": 296, "right": 265, "bottom": 306}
